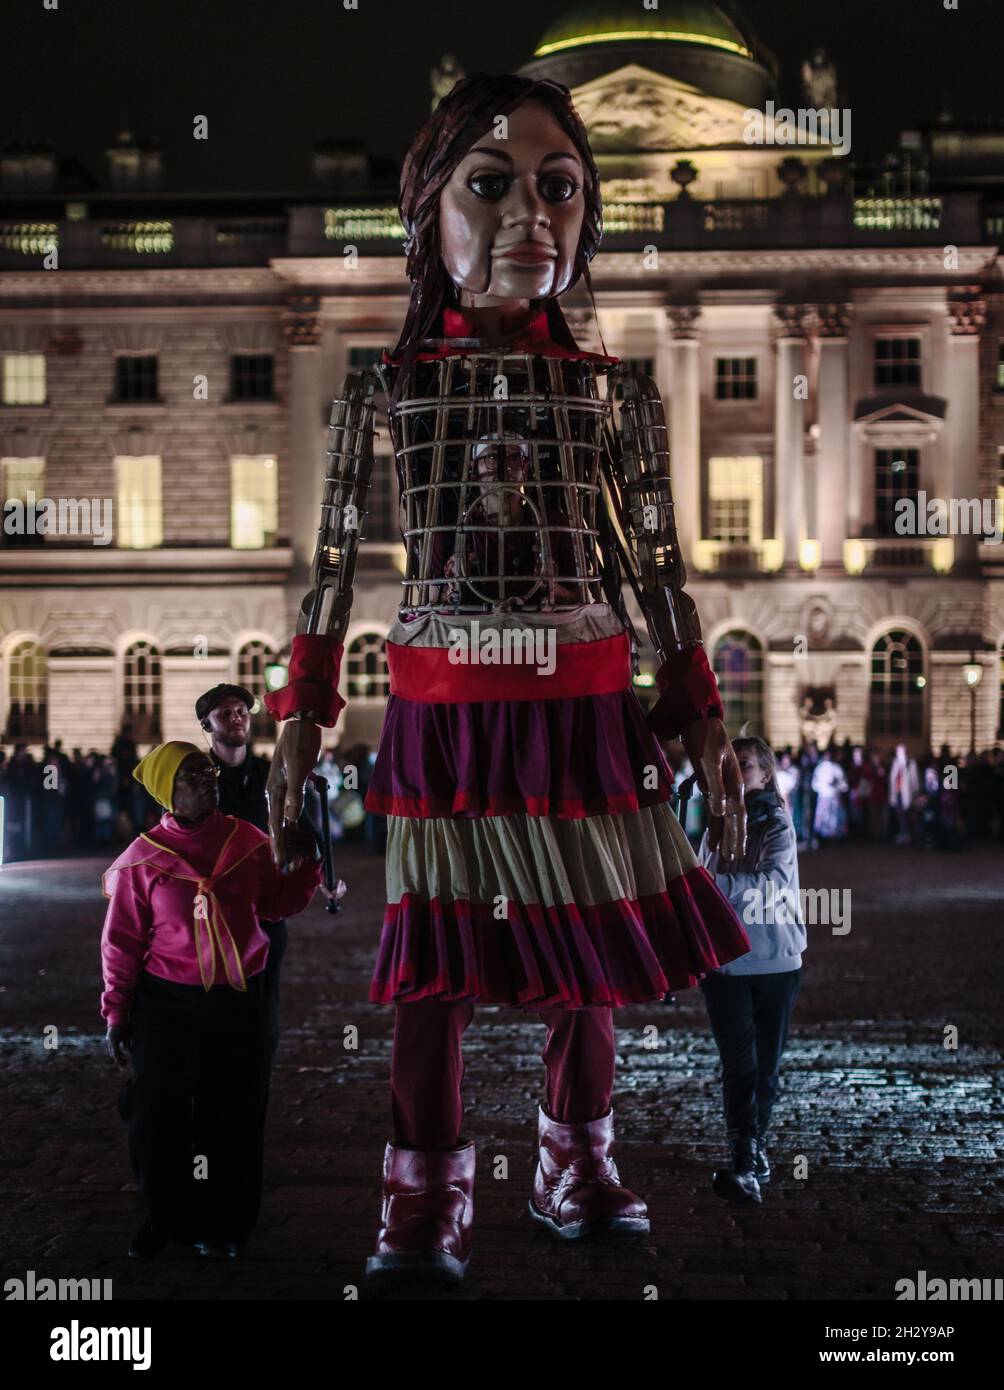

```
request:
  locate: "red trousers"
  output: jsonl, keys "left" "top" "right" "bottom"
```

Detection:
{"left": 390, "top": 1000, "right": 616, "bottom": 1148}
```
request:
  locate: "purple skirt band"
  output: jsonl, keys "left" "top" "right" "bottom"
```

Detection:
{"left": 364, "top": 690, "right": 675, "bottom": 820}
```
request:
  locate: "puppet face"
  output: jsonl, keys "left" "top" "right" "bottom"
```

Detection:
{"left": 439, "top": 98, "right": 586, "bottom": 305}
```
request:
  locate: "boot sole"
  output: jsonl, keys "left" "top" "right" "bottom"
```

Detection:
{"left": 365, "top": 1251, "right": 468, "bottom": 1285}
{"left": 528, "top": 1200, "right": 650, "bottom": 1240}
{"left": 711, "top": 1173, "right": 763, "bottom": 1205}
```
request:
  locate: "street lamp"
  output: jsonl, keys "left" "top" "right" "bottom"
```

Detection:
{"left": 962, "top": 654, "right": 983, "bottom": 754}
{"left": 265, "top": 662, "right": 288, "bottom": 692}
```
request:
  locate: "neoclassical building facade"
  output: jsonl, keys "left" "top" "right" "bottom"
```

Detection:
{"left": 2, "top": 2, "right": 1003, "bottom": 755}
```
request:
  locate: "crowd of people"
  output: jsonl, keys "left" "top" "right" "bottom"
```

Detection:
{"left": 2, "top": 729, "right": 1003, "bottom": 864}
{"left": 668, "top": 738, "right": 1004, "bottom": 853}
{"left": 0, "top": 731, "right": 386, "bottom": 862}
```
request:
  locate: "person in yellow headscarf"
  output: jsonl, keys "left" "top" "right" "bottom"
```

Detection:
{"left": 100, "top": 742, "right": 321, "bottom": 1260}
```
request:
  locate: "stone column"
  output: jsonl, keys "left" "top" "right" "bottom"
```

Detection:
{"left": 946, "top": 292, "right": 986, "bottom": 569}
{"left": 772, "top": 304, "right": 810, "bottom": 567}
{"left": 665, "top": 304, "right": 702, "bottom": 563}
{"left": 282, "top": 295, "right": 324, "bottom": 587}
{"left": 815, "top": 304, "right": 851, "bottom": 568}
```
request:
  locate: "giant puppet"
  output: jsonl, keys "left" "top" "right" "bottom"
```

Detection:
{"left": 264, "top": 74, "right": 749, "bottom": 1284}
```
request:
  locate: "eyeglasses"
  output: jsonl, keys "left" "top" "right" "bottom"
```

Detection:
{"left": 175, "top": 764, "right": 221, "bottom": 785}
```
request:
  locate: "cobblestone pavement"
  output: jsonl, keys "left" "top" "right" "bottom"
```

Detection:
{"left": 1, "top": 841, "right": 1002, "bottom": 1301}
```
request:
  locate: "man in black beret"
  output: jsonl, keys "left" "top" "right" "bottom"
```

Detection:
{"left": 196, "top": 684, "right": 344, "bottom": 1066}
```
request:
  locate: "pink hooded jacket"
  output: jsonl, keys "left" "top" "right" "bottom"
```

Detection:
{"left": 100, "top": 809, "right": 321, "bottom": 1026}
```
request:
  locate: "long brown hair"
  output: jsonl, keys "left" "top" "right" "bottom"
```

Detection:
{"left": 392, "top": 72, "right": 604, "bottom": 362}
{"left": 732, "top": 734, "right": 780, "bottom": 796}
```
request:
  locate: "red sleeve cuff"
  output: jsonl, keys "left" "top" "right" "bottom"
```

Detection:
{"left": 647, "top": 644, "right": 724, "bottom": 741}
{"left": 263, "top": 634, "right": 346, "bottom": 728}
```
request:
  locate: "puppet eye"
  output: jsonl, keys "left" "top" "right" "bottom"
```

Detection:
{"left": 469, "top": 172, "right": 509, "bottom": 201}
{"left": 539, "top": 173, "right": 578, "bottom": 203}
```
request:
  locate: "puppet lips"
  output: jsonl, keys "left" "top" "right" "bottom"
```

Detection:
{"left": 493, "top": 242, "right": 557, "bottom": 264}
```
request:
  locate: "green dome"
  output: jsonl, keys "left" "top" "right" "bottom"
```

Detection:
{"left": 534, "top": 1, "right": 753, "bottom": 60}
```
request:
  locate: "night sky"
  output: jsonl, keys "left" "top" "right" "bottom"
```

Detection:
{"left": 5, "top": 0, "right": 1003, "bottom": 193}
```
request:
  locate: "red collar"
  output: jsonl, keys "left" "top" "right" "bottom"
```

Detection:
{"left": 442, "top": 306, "right": 553, "bottom": 349}
{"left": 384, "top": 306, "right": 617, "bottom": 365}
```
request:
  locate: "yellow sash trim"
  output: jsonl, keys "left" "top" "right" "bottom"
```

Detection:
{"left": 136, "top": 823, "right": 265, "bottom": 994}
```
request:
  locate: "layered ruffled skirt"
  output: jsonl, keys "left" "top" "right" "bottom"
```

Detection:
{"left": 363, "top": 606, "right": 750, "bottom": 1009}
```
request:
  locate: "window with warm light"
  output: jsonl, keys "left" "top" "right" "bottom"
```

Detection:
{"left": 2, "top": 353, "right": 46, "bottom": 405}
{"left": 6, "top": 639, "right": 47, "bottom": 740}
{"left": 1, "top": 456, "right": 45, "bottom": 546}
{"left": 115, "top": 455, "right": 163, "bottom": 548}
{"left": 230, "top": 455, "right": 278, "bottom": 549}
{"left": 707, "top": 456, "right": 763, "bottom": 545}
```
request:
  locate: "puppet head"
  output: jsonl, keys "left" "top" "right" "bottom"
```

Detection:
{"left": 393, "top": 73, "right": 603, "bottom": 354}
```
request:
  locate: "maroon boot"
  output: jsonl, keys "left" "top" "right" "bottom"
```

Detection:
{"left": 365, "top": 1140, "right": 475, "bottom": 1282}
{"left": 529, "top": 1106, "right": 650, "bottom": 1240}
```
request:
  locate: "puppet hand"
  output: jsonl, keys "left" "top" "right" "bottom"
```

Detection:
{"left": 282, "top": 822, "right": 319, "bottom": 872}
{"left": 683, "top": 715, "right": 746, "bottom": 865}
{"left": 267, "top": 720, "right": 322, "bottom": 870}
{"left": 106, "top": 1024, "right": 132, "bottom": 1068}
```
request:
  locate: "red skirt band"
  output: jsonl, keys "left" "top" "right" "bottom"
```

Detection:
{"left": 387, "top": 631, "right": 631, "bottom": 704}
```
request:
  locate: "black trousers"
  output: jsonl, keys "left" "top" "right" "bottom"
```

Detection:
{"left": 699, "top": 968, "right": 802, "bottom": 1143}
{"left": 118, "top": 970, "right": 271, "bottom": 1244}
{"left": 260, "top": 919, "right": 287, "bottom": 1065}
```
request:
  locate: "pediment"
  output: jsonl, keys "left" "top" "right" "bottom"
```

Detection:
{"left": 854, "top": 395, "right": 947, "bottom": 427}
{"left": 570, "top": 63, "right": 755, "bottom": 152}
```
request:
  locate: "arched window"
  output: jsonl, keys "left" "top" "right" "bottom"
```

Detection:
{"left": 346, "top": 632, "right": 390, "bottom": 700}
{"left": 869, "top": 629, "right": 925, "bottom": 739}
{"left": 712, "top": 630, "right": 765, "bottom": 734}
{"left": 123, "top": 641, "right": 162, "bottom": 742}
{"left": 6, "top": 640, "right": 47, "bottom": 740}
{"left": 237, "top": 639, "right": 277, "bottom": 739}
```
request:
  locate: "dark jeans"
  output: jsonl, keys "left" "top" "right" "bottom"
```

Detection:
{"left": 261, "top": 919, "right": 287, "bottom": 1065}
{"left": 118, "top": 970, "right": 271, "bottom": 1244}
{"left": 699, "top": 968, "right": 802, "bottom": 1143}
{"left": 390, "top": 1000, "right": 616, "bottom": 1148}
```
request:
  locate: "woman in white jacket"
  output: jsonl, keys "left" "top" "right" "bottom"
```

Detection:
{"left": 698, "top": 736, "right": 806, "bottom": 1205}
{"left": 888, "top": 742, "right": 920, "bottom": 845}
